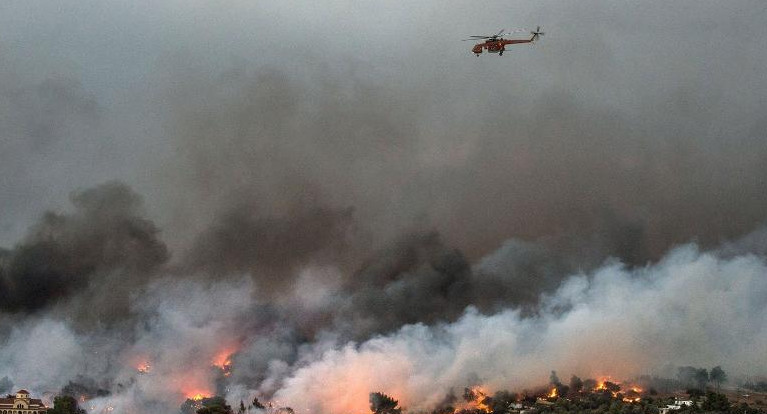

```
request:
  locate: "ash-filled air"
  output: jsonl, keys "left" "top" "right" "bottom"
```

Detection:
{"left": 1, "top": 1, "right": 766, "bottom": 413}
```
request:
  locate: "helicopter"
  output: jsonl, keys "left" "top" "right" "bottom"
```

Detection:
{"left": 464, "top": 27, "right": 544, "bottom": 56}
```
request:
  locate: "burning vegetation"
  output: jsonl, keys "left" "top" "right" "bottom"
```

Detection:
{"left": 367, "top": 368, "right": 764, "bottom": 414}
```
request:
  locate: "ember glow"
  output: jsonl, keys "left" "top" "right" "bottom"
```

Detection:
{"left": 212, "top": 351, "right": 234, "bottom": 377}
{"left": 456, "top": 386, "right": 492, "bottom": 414}
{"left": 212, "top": 350, "right": 234, "bottom": 370}
{"left": 136, "top": 362, "right": 151, "bottom": 374}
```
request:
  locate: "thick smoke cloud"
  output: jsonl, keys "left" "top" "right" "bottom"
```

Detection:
{"left": 185, "top": 204, "right": 355, "bottom": 295}
{"left": 0, "top": 181, "right": 167, "bottom": 316}
{"left": 273, "top": 244, "right": 767, "bottom": 414}
{"left": 4, "top": 237, "right": 764, "bottom": 414}
{"left": 0, "top": 1, "right": 766, "bottom": 413}
{"left": 0, "top": 74, "right": 102, "bottom": 245}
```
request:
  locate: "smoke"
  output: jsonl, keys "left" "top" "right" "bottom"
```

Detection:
{"left": 1, "top": 1, "right": 766, "bottom": 413}
{"left": 0, "top": 74, "right": 102, "bottom": 246}
{"left": 0, "top": 181, "right": 167, "bottom": 318}
{"left": 1, "top": 219, "right": 766, "bottom": 413}
{"left": 272, "top": 243, "right": 767, "bottom": 414}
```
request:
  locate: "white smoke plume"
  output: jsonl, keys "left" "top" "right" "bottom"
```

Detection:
{"left": 2, "top": 237, "right": 765, "bottom": 413}
{"left": 271, "top": 243, "right": 767, "bottom": 413}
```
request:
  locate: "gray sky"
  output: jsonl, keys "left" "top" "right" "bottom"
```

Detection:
{"left": 2, "top": 0, "right": 766, "bottom": 253}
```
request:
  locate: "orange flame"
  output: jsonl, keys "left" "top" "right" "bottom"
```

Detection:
{"left": 455, "top": 386, "right": 492, "bottom": 414}
{"left": 212, "top": 351, "right": 233, "bottom": 369}
{"left": 548, "top": 387, "right": 558, "bottom": 398}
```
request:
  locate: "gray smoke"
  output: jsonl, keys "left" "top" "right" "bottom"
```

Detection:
{"left": 0, "top": 181, "right": 167, "bottom": 318}
{"left": 1, "top": 0, "right": 766, "bottom": 413}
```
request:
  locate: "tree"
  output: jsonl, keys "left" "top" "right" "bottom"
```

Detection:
{"left": 583, "top": 379, "right": 598, "bottom": 392}
{"left": 252, "top": 396, "right": 266, "bottom": 409}
{"left": 604, "top": 382, "right": 621, "bottom": 393}
{"left": 701, "top": 392, "right": 729, "bottom": 412}
{"left": 686, "top": 389, "right": 704, "bottom": 398}
{"left": 370, "top": 392, "right": 401, "bottom": 414}
{"left": 198, "top": 407, "right": 232, "bottom": 414}
{"left": 570, "top": 375, "right": 584, "bottom": 394}
{"left": 238, "top": 400, "right": 246, "bottom": 414}
{"left": 550, "top": 371, "right": 562, "bottom": 386}
{"left": 694, "top": 369, "right": 708, "bottom": 390}
{"left": 709, "top": 366, "right": 726, "bottom": 391}
{"left": 0, "top": 377, "right": 12, "bottom": 395}
{"left": 48, "top": 395, "right": 87, "bottom": 414}
{"left": 180, "top": 396, "right": 233, "bottom": 414}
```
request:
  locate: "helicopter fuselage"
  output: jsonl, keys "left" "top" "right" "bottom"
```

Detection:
{"left": 472, "top": 37, "right": 534, "bottom": 56}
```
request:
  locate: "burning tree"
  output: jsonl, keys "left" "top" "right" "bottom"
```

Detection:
{"left": 547, "top": 371, "right": 569, "bottom": 398}
{"left": 569, "top": 375, "right": 583, "bottom": 394}
{"left": 370, "top": 392, "right": 402, "bottom": 414}
{"left": 180, "top": 395, "right": 233, "bottom": 414}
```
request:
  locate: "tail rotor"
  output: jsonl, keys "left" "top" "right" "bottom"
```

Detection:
{"left": 531, "top": 26, "right": 545, "bottom": 42}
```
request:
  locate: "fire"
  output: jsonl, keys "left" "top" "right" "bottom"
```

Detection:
{"left": 184, "top": 388, "right": 212, "bottom": 403}
{"left": 549, "top": 387, "right": 558, "bottom": 398}
{"left": 592, "top": 377, "right": 644, "bottom": 401}
{"left": 212, "top": 348, "right": 236, "bottom": 376}
{"left": 455, "top": 386, "right": 492, "bottom": 414}
{"left": 137, "top": 362, "right": 151, "bottom": 374}
{"left": 212, "top": 351, "right": 233, "bottom": 369}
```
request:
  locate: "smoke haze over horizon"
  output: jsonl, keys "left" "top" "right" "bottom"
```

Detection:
{"left": 1, "top": 1, "right": 766, "bottom": 413}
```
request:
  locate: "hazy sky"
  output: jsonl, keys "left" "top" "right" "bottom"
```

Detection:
{"left": 2, "top": 0, "right": 766, "bottom": 251}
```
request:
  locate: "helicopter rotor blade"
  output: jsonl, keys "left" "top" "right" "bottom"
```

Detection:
{"left": 531, "top": 26, "right": 545, "bottom": 41}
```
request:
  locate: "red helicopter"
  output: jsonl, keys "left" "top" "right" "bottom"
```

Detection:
{"left": 464, "top": 27, "right": 544, "bottom": 56}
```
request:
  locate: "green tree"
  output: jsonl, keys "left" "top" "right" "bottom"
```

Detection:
{"left": 186, "top": 396, "right": 233, "bottom": 414}
{"left": 701, "top": 392, "right": 729, "bottom": 412}
{"left": 686, "top": 389, "right": 704, "bottom": 398}
{"left": 238, "top": 400, "right": 246, "bottom": 414}
{"left": 369, "top": 392, "right": 401, "bottom": 414}
{"left": 198, "top": 407, "right": 232, "bottom": 414}
{"left": 709, "top": 366, "right": 726, "bottom": 391}
{"left": 48, "top": 395, "right": 86, "bottom": 414}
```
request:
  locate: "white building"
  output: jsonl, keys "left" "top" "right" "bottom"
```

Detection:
{"left": 0, "top": 390, "right": 48, "bottom": 414}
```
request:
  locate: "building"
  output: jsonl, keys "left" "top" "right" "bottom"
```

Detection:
{"left": 0, "top": 390, "right": 48, "bottom": 414}
{"left": 658, "top": 400, "right": 695, "bottom": 414}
